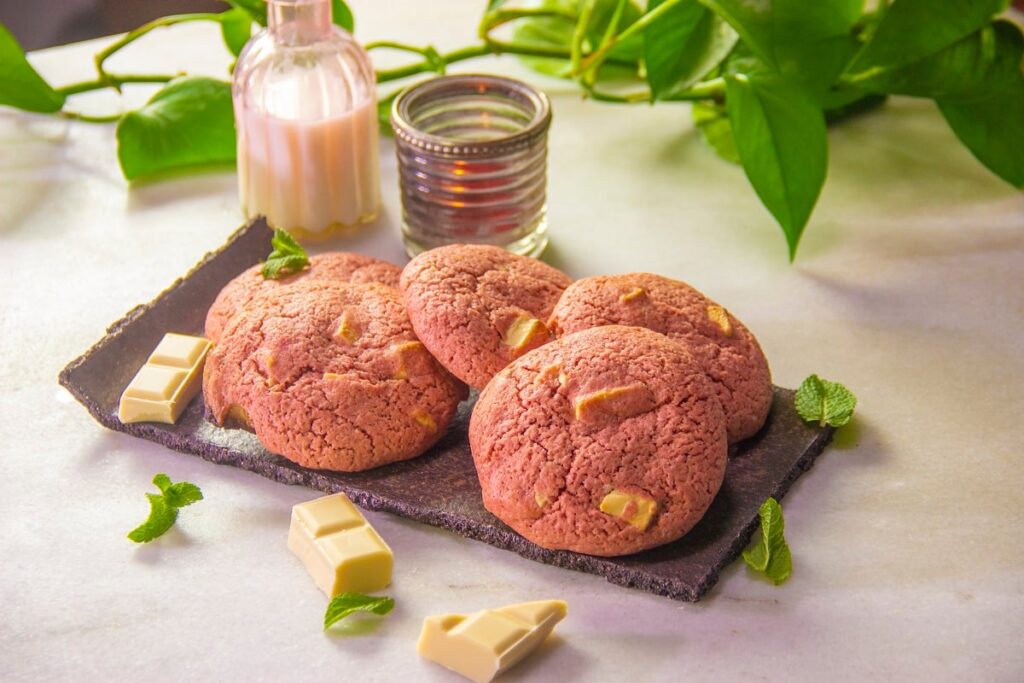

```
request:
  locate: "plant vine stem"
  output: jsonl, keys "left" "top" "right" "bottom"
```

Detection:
{"left": 93, "top": 12, "right": 222, "bottom": 87}
{"left": 365, "top": 40, "right": 433, "bottom": 56}
{"left": 478, "top": 7, "right": 577, "bottom": 38}
{"left": 56, "top": 73, "right": 178, "bottom": 97}
{"left": 60, "top": 110, "right": 123, "bottom": 123}
{"left": 571, "top": 0, "right": 598, "bottom": 75}
{"left": 374, "top": 39, "right": 639, "bottom": 84}
{"left": 661, "top": 77, "right": 726, "bottom": 101}
{"left": 577, "top": 0, "right": 684, "bottom": 74}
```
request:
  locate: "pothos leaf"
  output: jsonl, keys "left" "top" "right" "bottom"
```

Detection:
{"left": 724, "top": 72, "right": 828, "bottom": 260}
{"left": 224, "top": 0, "right": 267, "bottom": 27}
{"left": 692, "top": 100, "right": 740, "bottom": 164}
{"left": 331, "top": 0, "right": 354, "bottom": 33}
{"left": 644, "top": 0, "right": 738, "bottom": 100}
{"left": 219, "top": 7, "right": 253, "bottom": 57}
{"left": 0, "top": 22, "right": 65, "bottom": 113}
{"left": 116, "top": 77, "right": 236, "bottom": 181}
{"left": 846, "top": 0, "right": 1008, "bottom": 76}
{"left": 512, "top": 0, "right": 644, "bottom": 80}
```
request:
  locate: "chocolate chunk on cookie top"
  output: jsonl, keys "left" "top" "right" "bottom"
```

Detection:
{"left": 203, "top": 280, "right": 466, "bottom": 472}
{"left": 205, "top": 252, "right": 402, "bottom": 343}
{"left": 400, "top": 244, "right": 573, "bottom": 390}
{"left": 549, "top": 273, "right": 772, "bottom": 443}
{"left": 469, "top": 326, "right": 728, "bottom": 557}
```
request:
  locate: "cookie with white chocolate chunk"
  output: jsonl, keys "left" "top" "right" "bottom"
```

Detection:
{"left": 549, "top": 273, "right": 772, "bottom": 443}
{"left": 203, "top": 280, "right": 466, "bottom": 472}
{"left": 469, "top": 325, "right": 728, "bottom": 556}
{"left": 400, "top": 244, "right": 572, "bottom": 389}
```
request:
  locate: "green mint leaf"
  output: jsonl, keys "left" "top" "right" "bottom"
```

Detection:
{"left": 331, "top": 0, "right": 355, "bottom": 33}
{"left": 323, "top": 593, "right": 395, "bottom": 630}
{"left": 644, "top": 0, "right": 737, "bottom": 101}
{"left": 127, "top": 493, "right": 179, "bottom": 543}
{"left": 116, "top": 77, "right": 236, "bottom": 181}
{"left": 163, "top": 482, "right": 204, "bottom": 509}
{"left": 224, "top": 0, "right": 267, "bottom": 27}
{"left": 851, "top": 21, "right": 1022, "bottom": 102}
{"left": 697, "top": 0, "right": 861, "bottom": 95}
{"left": 692, "top": 101, "right": 740, "bottom": 164}
{"left": 795, "top": 374, "right": 857, "bottom": 427}
{"left": 127, "top": 475, "right": 203, "bottom": 543}
{"left": 0, "top": 23, "right": 66, "bottom": 113}
{"left": 742, "top": 497, "right": 792, "bottom": 585}
{"left": 219, "top": 8, "right": 253, "bottom": 57}
{"left": 262, "top": 229, "right": 310, "bottom": 279}
{"left": 152, "top": 473, "right": 173, "bottom": 494}
{"left": 724, "top": 72, "right": 827, "bottom": 260}
{"left": 846, "top": 0, "right": 1007, "bottom": 77}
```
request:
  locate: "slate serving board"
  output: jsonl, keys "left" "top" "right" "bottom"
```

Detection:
{"left": 59, "top": 219, "right": 833, "bottom": 602}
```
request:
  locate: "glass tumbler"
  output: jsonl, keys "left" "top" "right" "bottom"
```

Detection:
{"left": 390, "top": 74, "right": 552, "bottom": 257}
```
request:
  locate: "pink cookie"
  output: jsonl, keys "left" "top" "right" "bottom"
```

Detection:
{"left": 204, "top": 252, "right": 402, "bottom": 343}
{"left": 400, "top": 244, "right": 572, "bottom": 389}
{"left": 549, "top": 273, "right": 772, "bottom": 443}
{"left": 469, "top": 326, "right": 728, "bottom": 557}
{"left": 204, "top": 280, "right": 467, "bottom": 472}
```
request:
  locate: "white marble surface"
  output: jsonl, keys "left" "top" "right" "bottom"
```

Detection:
{"left": 2, "top": 2, "right": 1023, "bottom": 681}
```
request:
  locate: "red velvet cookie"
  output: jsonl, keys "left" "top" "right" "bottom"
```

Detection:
{"left": 469, "top": 325, "right": 728, "bottom": 557}
{"left": 549, "top": 273, "right": 772, "bottom": 443}
{"left": 203, "top": 280, "right": 467, "bottom": 472}
{"left": 400, "top": 244, "right": 572, "bottom": 389}
{"left": 204, "top": 252, "right": 402, "bottom": 343}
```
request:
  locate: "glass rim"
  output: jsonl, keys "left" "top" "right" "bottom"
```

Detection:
{"left": 390, "top": 74, "right": 552, "bottom": 157}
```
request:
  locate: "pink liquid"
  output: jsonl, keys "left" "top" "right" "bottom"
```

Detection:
{"left": 237, "top": 99, "right": 380, "bottom": 238}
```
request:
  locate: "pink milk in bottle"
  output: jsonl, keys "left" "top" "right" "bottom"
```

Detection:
{"left": 232, "top": 0, "right": 379, "bottom": 239}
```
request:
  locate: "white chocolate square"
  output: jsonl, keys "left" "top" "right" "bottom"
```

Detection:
{"left": 118, "top": 333, "right": 210, "bottom": 424}
{"left": 417, "top": 600, "right": 568, "bottom": 683}
{"left": 287, "top": 493, "right": 393, "bottom": 598}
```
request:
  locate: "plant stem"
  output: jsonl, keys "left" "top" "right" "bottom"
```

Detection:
{"left": 661, "top": 77, "right": 725, "bottom": 101}
{"left": 57, "top": 73, "right": 178, "bottom": 97}
{"left": 376, "top": 44, "right": 490, "bottom": 82}
{"left": 577, "top": 0, "right": 683, "bottom": 74}
{"left": 570, "top": 0, "right": 598, "bottom": 75}
{"left": 60, "top": 110, "right": 123, "bottom": 123}
{"left": 478, "top": 7, "right": 577, "bottom": 38}
{"left": 365, "top": 40, "right": 433, "bottom": 56}
{"left": 93, "top": 12, "right": 222, "bottom": 86}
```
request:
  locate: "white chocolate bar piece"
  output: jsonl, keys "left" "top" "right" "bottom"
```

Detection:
{"left": 118, "top": 333, "right": 211, "bottom": 424}
{"left": 417, "top": 600, "right": 568, "bottom": 683}
{"left": 287, "top": 492, "right": 393, "bottom": 597}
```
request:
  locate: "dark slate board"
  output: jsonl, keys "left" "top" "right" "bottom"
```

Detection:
{"left": 59, "top": 218, "right": 833, "bottom": 602}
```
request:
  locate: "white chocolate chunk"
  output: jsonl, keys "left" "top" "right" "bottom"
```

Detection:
{"left": 417, "top": 600, "right": 568, "bottom": 683}
{"left": 118, "top": 333, "right": 210, "bottom": 424}
{"left": 287, "top": 492, "right": 392, "bottom": 597}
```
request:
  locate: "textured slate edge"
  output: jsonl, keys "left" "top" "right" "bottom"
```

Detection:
{"left": 58, "top": 218, "right": 835, "bottom": 602}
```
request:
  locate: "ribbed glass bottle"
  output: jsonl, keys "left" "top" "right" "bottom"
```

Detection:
{"left": 232, "top": 0, "right": 379, "bottom": 239}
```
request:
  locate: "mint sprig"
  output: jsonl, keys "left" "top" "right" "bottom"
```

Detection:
{"left": 127, "top": 473, "right": 204, "bottom": 543}
{"left": 324, "top": 593, "right": 395, "bottom": 630}
{"left": 794, "top": 374, "right": 857, "bottom": 427}
{"left": 261, "top": 229, "right": 310, "bottom": 280}
{"left": 742, "top": 497, "right": 792, "bottom": 585}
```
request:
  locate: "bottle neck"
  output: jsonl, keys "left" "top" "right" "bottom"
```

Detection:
{"left": 268, "top": 0, "right": 332, "bottom": 45}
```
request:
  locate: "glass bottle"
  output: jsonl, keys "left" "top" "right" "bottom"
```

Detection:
{"left": 232, "top": 0, "right": 380, "bottom": 239}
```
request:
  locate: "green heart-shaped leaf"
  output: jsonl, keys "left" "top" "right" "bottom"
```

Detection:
{"left": 116, "top": 76, "right": 236, "bottom": 181}
{"left": 0, "top": 23, "right": 65, "bottom": 113}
